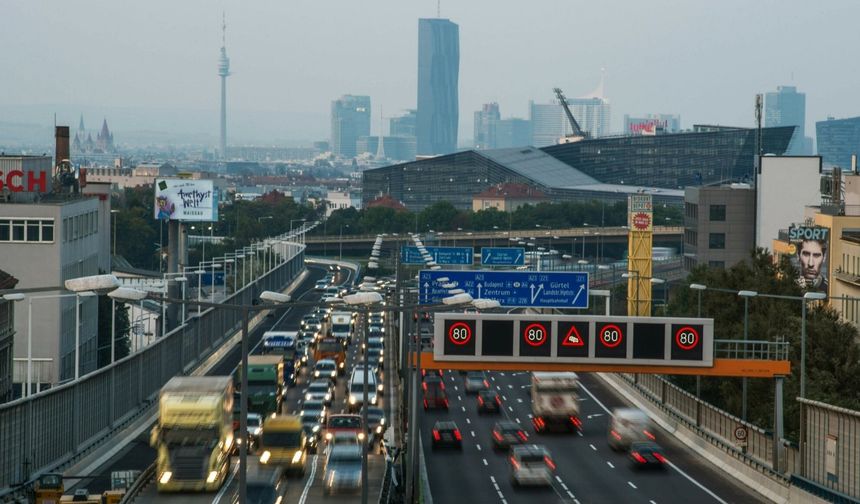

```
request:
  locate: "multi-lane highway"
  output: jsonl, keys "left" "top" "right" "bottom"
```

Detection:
{"left": 68, "top": 264, "right": 392, "bottom": 502}
{"left": 421, "top": 370, "right": 764, "bottom": 504}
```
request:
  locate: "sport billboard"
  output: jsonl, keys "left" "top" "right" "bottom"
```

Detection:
{"left": 788, "top": 225, "right": 829, "bottom": 292}
{"left": 154, "top": 179, "right": 218, "bottom": 222}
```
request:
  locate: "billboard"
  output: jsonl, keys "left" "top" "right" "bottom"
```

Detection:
{"left": 788, "top": 225, "right": 829, "bottom": 292}
{"left": 628, "top": 194, "right": 653, "bottom": 232}
{"left": 624, "top": 114, "right": 681, "bottom": 135}
{"left": 154, "top": 179, "right": 218, "bottom": 222}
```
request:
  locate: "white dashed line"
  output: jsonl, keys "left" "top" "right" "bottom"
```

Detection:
{"left": 517, "top": 398, "right": 523, "bottom": 403}
{"left": 470, "top": 431, "right": 476, "bottom": 437}
{"left": 461, "top": 406, "right": 466, "bottom": 412}
{"left": 476, "top": 444, "right": 482, "bottom": 451}
{"left": 628, "top": 481, "right": 637, "bottom": 489}
{"left": 508, "top": 406, "right": 514, "bottom": 411}
{"left": 483, "top": 458, "right": 488, "bottom": 466}
{"left": 454, "top": 385, "right": 459, "bottom": 391}
{"left": 466, "top": 418, "right": 471, "bottom": 424}
{"left": 555, "top": 475, "right": 563, "bottom": 482}
{"left": 491, "top": 376, "right": 496, "bottom": 381}
{"left": 577, "top": 431, "right": 583, "bottom": 437}
{"left": 650, "top": 500, "right": 658, "bottom": 504}
{"left": 527, "top": 413, "right": 533, "bottom": 418}
{"left": 515, "top": 418, "right": 521, "bottom": 424}
{"left": 502, "top": 395, "right": 507, "bottom": 401}
{"left": 458, "top": 395, "right": 462, "bottom": 401}
{"left": 589, "top": 443, "right": 597, "bottom": 451}
{"left": 606, "top": 461, "right": 615, "bottom": 468}
{"left": 507, "top": 384, "right": 513, "bottom": 389}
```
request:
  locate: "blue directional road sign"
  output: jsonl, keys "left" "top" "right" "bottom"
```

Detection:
{"left": 419, "top": 269, "right": 589, "bottom": 309}
{"left": 401, "top": 246, "right": 473, "bottom": 265}
{"left": 481, "top": 247, "right": 525, "bottom": 266}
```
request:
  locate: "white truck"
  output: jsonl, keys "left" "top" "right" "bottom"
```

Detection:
{"left": 531, "top": 372, "right": 581, "bottom": 434}
{"left": 329, "top": 311, "right": 354, "bottom": 345}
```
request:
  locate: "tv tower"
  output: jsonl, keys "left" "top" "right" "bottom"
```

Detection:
{"left": 218, "top": 12, "right": 231, "bottom": 158}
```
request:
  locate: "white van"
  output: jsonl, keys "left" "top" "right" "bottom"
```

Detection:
{"left": 347, "top": 370, "right": 381, "bottom": 412}
{"left": 607, "top": 408, "right": 656, "bottom": 451}
{"left": 330, "top": 312, "right": 354, "bottom": 345}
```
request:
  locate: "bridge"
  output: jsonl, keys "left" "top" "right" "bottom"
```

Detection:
{"left": 0, "top": 230, "right": 854, "bottom": 504}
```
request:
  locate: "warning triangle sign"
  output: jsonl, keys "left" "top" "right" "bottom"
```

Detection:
{"left": 562, "top": 326, "right": 585, "bottom": 347}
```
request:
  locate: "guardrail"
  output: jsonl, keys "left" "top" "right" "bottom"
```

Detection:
{"left": 620, "top": 371, "right": 798, "bottom": 479}
{"left": 0, "top": 247, "right": 306, "bottom": 494}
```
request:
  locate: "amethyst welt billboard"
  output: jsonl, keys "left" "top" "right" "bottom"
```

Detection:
{"left": 788, "top": 225, "right": 829, "bottom": 293}
{"left": 154, "top": 179, "right": 218, "bottom": 222}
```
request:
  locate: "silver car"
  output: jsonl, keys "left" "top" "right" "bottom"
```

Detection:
{"left": 323, "top": 444, "right": 362, "bottom": 495}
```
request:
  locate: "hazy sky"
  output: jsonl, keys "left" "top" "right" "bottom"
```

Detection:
{"left": 2, "top": 0, "right": 858, "bottom": 145}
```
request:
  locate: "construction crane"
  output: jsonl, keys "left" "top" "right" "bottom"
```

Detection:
{"left": 553, "top": 87, "right": 587, "bottom": 143}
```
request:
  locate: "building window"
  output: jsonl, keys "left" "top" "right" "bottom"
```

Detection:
{"left": 708, "top": 233, "right": 725, "bottom": 249}
{"left": 0, "top": 218, "right": 55, "bottom": 243}
{"left": 709, "top": 205, "right": 726, "bottom": 221}
{"left": 708, "top": 260, "right": 725, "bottom": 269}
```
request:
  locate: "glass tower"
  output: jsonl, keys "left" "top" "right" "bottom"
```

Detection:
{"left": 764, "top": 85, "right": 812, "bottom": 155}
{"left": 331, "top": 95, "right": 371, "bottom": 158}
{"left": 417, "top": 18, "right": 459, "bottom": 156}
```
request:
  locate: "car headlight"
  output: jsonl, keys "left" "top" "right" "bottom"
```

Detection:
{"left": 236, "top": 437, "right": 242, "bottom": 445}
{"left": 330, "top": 371, "right": 336, "bottom": 378}
{"left": 325, "top": 432, "right": 333, "bottom": 440}
{"left": 358, "top": 432, "right": 366, "bottom": 441}
{"left": 380, "top": 349, "right": 384, "bottom": 356}
{"left": 339, "top": 362, "right": 345, "bottom": 368}
{"left": 376, "top": 425, "right": 383, "bottom": 434}
{"left": 292, "top": 450, "right": 303, "bottom": 464}
{"left": 253, "top": 427, "right": 262, "bottom": 436}
{"left": 378, "top": 384, "right": 384, "bottom": 392}
{"left": 314, "top": 371, "right": 320, "bottom": 377}
{"left": 305, "top": 393, "right": 312, "bottom": 400}
{"left": 325, "top": 393, "right": 331, "bottom": 401}
{"left": 207, "top": 471, "right": 218, "bottom": 484}
{"left": 260, "top": 450, "right": 271, "bottom": 464}
{"left": 313, "top": 424, "right": 321, "bottom": 432}
{"left": 159, "top": 471, "right": 172, "bottom": 484}
{"left": 349, "top": 396, "right": 357, "bottom": 404}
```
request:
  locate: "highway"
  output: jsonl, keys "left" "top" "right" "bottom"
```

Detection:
{"left": 421, "top": 370, "right": 765, "bottom": 504}
{"left": 68, "top": 264, "right": 390, "bottom": 502}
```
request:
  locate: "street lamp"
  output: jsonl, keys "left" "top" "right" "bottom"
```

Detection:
{"left": 110, "top": 209, "right": 120, "bottom": 256}
{"left": 689, "top": 283, "right": 707, "bottom": 398}
{"left": 801, "top": 291, "right": 827, "bottom": 399}
{"left": 108, "top": 287, "right": 149, "bottom": 353}
{"left": 64, "top": 274, "right": 121, "bottom": 380}
{"left": 737, "top": 290, "right": 758, "bottom": 421}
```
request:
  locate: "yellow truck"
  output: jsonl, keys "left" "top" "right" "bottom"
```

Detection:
{"left": 258, "top": 415, "right": 308, "bottom": 477}
{"left": 150, "top": 376, "right": 233, "bottom": 492}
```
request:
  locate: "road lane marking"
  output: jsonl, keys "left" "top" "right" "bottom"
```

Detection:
{"left": 502, "top": 395, "right": 507, "bottom": 401}
{"left": 508, "top": 406, "right": 513, "bottom": 411}
{"left": 454, "top": 385, "right": 459, "bottom": 391}
{"left": 297, "top": 454, "right": 319, "bottom": 504}
{"left": 483, "top": 458, "right": 488, "bottom": 465}
{"left": 628, "top": 481, "right": 637, "bottom": 489}
{"left": 212, "top": 459, "right": 239, "bottom": 503}
{"left": 517, "top": 398, "right": 522, "bottom": 403}
{"left": 476, "top": 444, "right": 482, "bottom": 451}
{"left": 589, "top": 444, "right": 597, "bottom": 451}
{"left": 606, "top": 461, "right": 615, "bottom": 468}
{"left": 650, "top": 501, "right": 658, "bottom": 504}
{"left": 466, "top": 418, "right": 471, "bottom": 424}
{"left": 471, "top": 430, "right": 476, "bottom": 437}
{"left": 515, "top": 418, "right": 521, "bottom": 424}
{"left": 458, "top": 395, "right": 462, "bottom": 401}
{"left": 581, "top": 381, "right": 729, "bottom": 504}
{"left": 462, "top": 406, "right": 466, "bottom": 412}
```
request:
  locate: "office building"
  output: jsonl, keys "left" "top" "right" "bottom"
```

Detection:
{"left": 683, "top": 184, "right": 755, "bottom": 271}
{"left": 765, "top": 86, "right": 812, "bottom": 155}
{"left": 417, "top": 18, "right": 459, "bottom": 156}
{"left": 624, "top": 114, "right": 681, "bottom": 135}
{"left": 356, "top": 136, "right": 417, "bottom": 162}
{"left": 362, "top": 126, "right": 793, "bottom": 211}
{"left": 390, "top": 110, "right": 417, "bottom": 137}
{"left": 495, "top": 118, "right": 531, "bottom": 149}
{"left": 816, "top": 116, "right": 860, "bottom": 169}
{"left": 474, "top": 103, "right": 501, "bottom": 150}
{"left": 331, "top": 95, "right": 371, "bottom": 159}
{"left": 530, "top": 97, "right": 611, "bottom": 147}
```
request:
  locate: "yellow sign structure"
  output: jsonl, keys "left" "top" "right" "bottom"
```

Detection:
{"left": 627, "top": 194, "right": 654, "bottom": 316}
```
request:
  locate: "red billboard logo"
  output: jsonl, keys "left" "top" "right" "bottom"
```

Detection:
{"left": 632, "top": 212, "right": 652, "bottom": 231}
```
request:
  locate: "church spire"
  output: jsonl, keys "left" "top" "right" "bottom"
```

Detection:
{"left": 78, "top": 114, "right": 85, "bottom": 132}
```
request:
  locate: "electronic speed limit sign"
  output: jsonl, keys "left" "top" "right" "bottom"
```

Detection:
{"left": 595, "top": 322, "right": 627, "bottom": 358}
{"left": 520, "top": 321, "right": 551, "bottom": 357}
{"left": 671, "top": 324, "right": 704, "bottom": 360}
{"left": 443, "top": 319, "right": 476, "bottom": 356}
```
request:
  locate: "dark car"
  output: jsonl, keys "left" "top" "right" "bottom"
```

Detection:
{"left": 423, "top": 375, "right": 448, "bottom": 410}
{"left": 629, "top": 442, "right": 667, "bottom": 470}
{"left": 464, "top": 371, "right": 490, "bottom": 394}
{"left": 431, "top": 421, "right": 462, "bottom": 450}
{"left": 422, "top": 369, "right": 443, "bottom": 379}
{"left": 491, "top": 420, "right": 529, "bottom": 451}
{"left": 230, "top": 469, "right": 286, "bottom": 504}
{"left": 477, "top": 390, "right": 502, "bottom": 414}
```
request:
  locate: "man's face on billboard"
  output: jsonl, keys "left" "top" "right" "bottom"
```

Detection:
{"left": 798, "top": 240, "right": 825, "bottom": 279}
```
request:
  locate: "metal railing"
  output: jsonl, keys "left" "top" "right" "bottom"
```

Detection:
{"left": 713, "top": 339, "right": 789, "bottom": 361}
{"left": 0, "top": 246, "right": 306, "bottom": 493}
{"left": 798, "top": 398, "right": 860, "bottom": 501}
{"left": 619, "top": 372, "right": 798, "bottom": 478}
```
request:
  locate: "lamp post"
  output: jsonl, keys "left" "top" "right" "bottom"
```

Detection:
{"left": 800, "top": 291, "right": 827, "bottom": 398}
{"left": 738, "top": 290, "right": 758, "bottom": 421}
{"left": 64, "top": 274, "right": 122, "bottom": 381}
{"left": 621, "top": 271, "right": 640, "bottom": 316}
{"left": 689, "top": 283, "right": 707, "bottom": 397}
{"left": 650, "top": 278, "right": 666, "bottom": 315}
{"left": 110, "top": 209, "right": 120, "bottom": 256}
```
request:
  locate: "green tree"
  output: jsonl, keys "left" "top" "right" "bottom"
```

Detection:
{"left": 97, "top": 294, "right": 131, "bottom": 367}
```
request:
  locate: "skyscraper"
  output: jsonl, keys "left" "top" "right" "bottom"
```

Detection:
{"left": 417, "top": 18, "right": 459, "bottom": 156}
{"left": 816, "top": 116, "right": 860, "bottom": 169}
{"left": 765, "top": 85, "right": 812, "bottom": 155}
{"left": 331, "top": 95, "right": 371, "bottom": 158}
{"left": 218, "top": 13, "right": 231, "bottom": 159}
{"left": 473, "top": 103, "right": 500, "bottom": 149}
{"left": 390, "top": 109, "right": 417, "bottom": 137}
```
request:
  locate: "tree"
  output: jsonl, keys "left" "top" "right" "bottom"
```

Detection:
{"left": 97, "top": 294, "right": 130, "bottom": 367}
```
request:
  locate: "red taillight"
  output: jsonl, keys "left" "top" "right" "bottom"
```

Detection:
{"left": 422, "top": 383, "right": 428, "bottom": 391}
{"left": 495, "top": 396, "right": 502, "bottom": 405}
{"left": 477, "top": 396, "right": 484, "bottom": 406}
{"left": 509, "top": 456, "right": 520, "bottom": 470}
{"left": 423, "top": 399, "right": 428, "bottom": 408}
{"left": 643, "top": 430, "right": 656, "bottom": 441}
{"left": 493, "top": 431, "right": 504, "bottom": 442}
{"left": 483, "top": 380, "right": 489, "bottom": 388}
{"left": 442, "top": 398, "right": 449, "bottom": 408}
{"left": 544, "top": 456, "right": 556, "bottom": 470}
{"left": 440, "top": 382, "right": 446, "bottom": 390}
{"left": 653, "top": 452, "right": 666, "bottom": 463}
{"left": 631, "top": 452, "right": 647, "bottom": 464}
{"left": 610, "top": 430, "right": 622, "bottom": 441}
{"left": 517, "top": 430, "right": 528, "bottom": 442}
{"left": 570, "top": 416, "right": 582, "bottom": 429}
{"left": 453, "top": 429, "right": 462, "bottom": 441}
{"left": 432, "top": 430, "right": 440, "bottom": 441}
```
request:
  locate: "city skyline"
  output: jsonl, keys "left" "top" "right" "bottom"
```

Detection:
{"left": 2, "top": 1, "right": 859, "bottom": 147}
